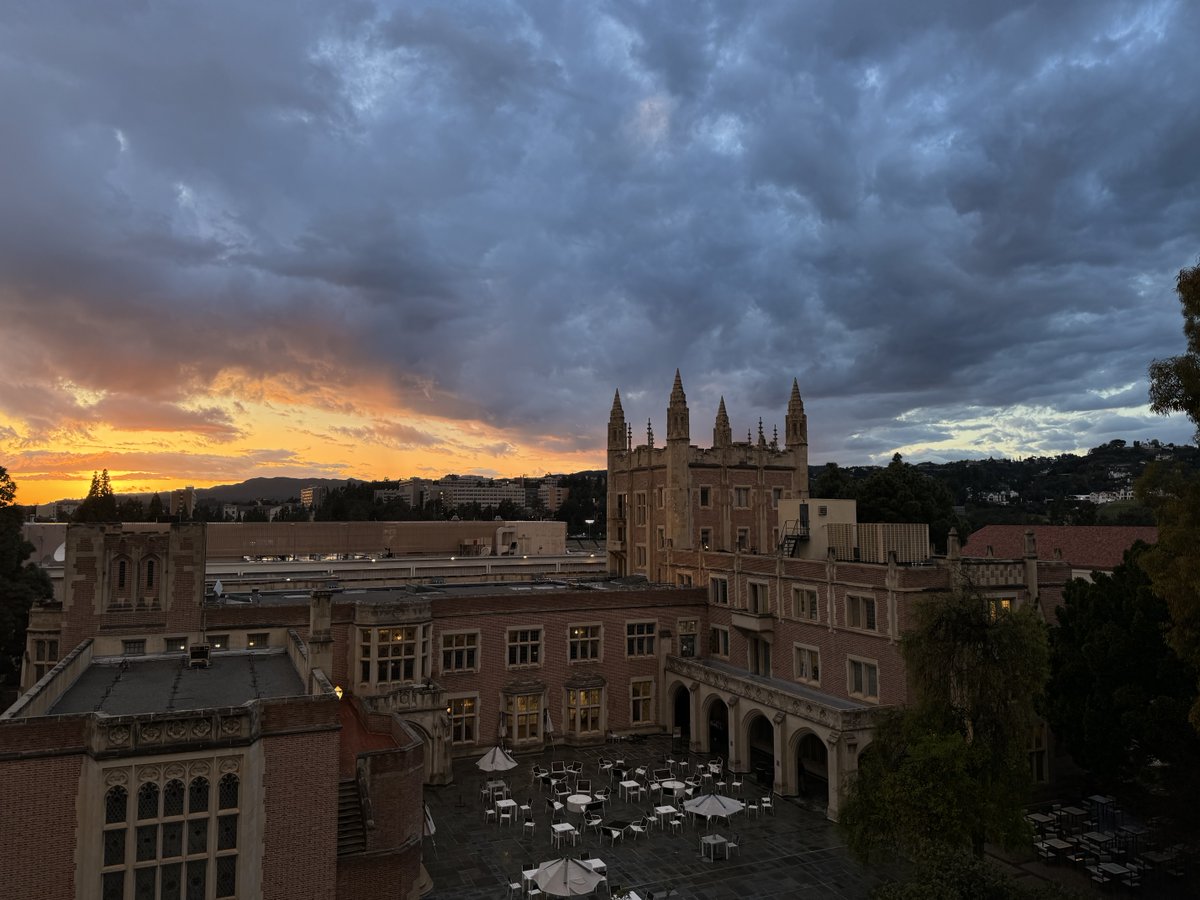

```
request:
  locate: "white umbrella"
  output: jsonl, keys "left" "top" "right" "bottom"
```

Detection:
{"left": 534, "top": 857, "right": 605, "bottom": 897}
{"left": 476, "top": 745, "right": 518, "bottom": 772}
{"left": 683, "top": 792, "right": 744, "bottom": 825}
{"left": 543, "top": 707, "right": 554, "bottom": 735}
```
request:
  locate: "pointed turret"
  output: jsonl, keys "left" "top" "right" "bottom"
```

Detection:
{"left": 785, "top": 378, "right": 808, "bottom": 449}
{"left": 757, "top": 418, "right": 767, "bottom": 448}
{"left": 713, "top": 397, "right": 732, "bottom": 448}
{"left": 607, "top": 389, "right": 627, "bottom": 452}
{"left": 667, "top": 369, "right": 690, "bottom": 443}
{"left": 646, "top": 419, "right": 655, "bottom": 449}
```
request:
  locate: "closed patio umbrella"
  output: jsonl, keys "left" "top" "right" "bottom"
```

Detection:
{"left": 476, "top": 745, "right": 518, "bottom": 772}
{"left": 534, "top": 857, "right": 605, "bottom": 897}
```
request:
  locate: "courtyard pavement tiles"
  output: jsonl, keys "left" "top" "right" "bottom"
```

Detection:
{"left": 422, "top": 735, "right": 892, "bottom": 899}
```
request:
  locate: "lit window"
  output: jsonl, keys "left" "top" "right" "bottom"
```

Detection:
{"left": 567, "top": 688, "right": 603, "bottom": 733}
{"left": 630, "top": 680, "right": 653, "bottom": 725}
{"left": 165, "top": 636, "right": 187, "bottom": 653}
{"left": 505, "top": 693, "right": 542, "bottom": 741}
{"left": 568, "top": 624, "right": 601, "bottom": 662}
{"left": 246, "top": 632, "right": 270, "bottom": 649}
{"left": 449, "top": 697, "right": 478, "bottom": 744}
{"left": 361, "top": 627, "right": 417, "bottom": 683}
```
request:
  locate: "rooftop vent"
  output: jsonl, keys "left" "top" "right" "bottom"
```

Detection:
{"left": 188, "top": 644, "right": 212, "bottom": 669}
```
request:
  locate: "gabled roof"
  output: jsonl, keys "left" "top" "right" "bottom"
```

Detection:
{"left": 961, "top": 525, "right": 1157, "bottom": 572}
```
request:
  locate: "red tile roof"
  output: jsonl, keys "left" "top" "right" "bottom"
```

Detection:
{"left": 961, "top": 525, "right": 1157, "bottom": 572}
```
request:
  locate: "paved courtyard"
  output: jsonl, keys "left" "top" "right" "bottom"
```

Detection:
{"left": 422, "top": 734, "right": 890, "bottom": 899}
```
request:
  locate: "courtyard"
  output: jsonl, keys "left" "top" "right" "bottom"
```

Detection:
{"left": 422, "top": 734, "right": 888, "bottom": 899}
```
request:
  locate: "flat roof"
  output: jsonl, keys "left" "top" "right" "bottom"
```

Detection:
{"left": 48, "top": 650, "right": 306, "bottom": 717}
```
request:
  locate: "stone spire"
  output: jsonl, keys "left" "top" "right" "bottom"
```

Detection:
{"left": 607, "top": 389, "right": 627, "bottom": 452}
{"left": 667, "top": 369, "right": 690, "bottom": 443}
{"left": 757, "top": 418, "right": 766, "bottom": 448}
{"left": 646, "top": 419, "right": 654, "bottom": 449}
{"left": 784, "top": 378, "right": 808, "bottom": 448}
{"left": 713, "top": 397, "right": 732, "bottom": 448}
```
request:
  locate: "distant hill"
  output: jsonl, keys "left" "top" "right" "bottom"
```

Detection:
{"left": 195, "top": 477, "right": 353, "bottom": 504}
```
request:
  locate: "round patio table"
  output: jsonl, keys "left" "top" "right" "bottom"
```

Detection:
{"left": 566, "top": 793, "right": 594, "bottom": 814}
{"left": 660, "top": 780, "right": 686, "bottom": 798}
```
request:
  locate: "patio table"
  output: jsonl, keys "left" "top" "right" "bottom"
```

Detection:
{"left": 1099, "top": 862, "right": 1129, "bottom": 877}
{"left": 619, "top": 779, "right": 641, "bottom": 800}
{"left": 1026, "top": 813, "right": 1054, "bottom": 827}
{"left": 660, "top": 780, "right": 685, "bottom": 798}
{"left": 581, "top": 858, "right": 606, "bottom": 875}
{"left": 1084, "top": 831, "right": 1115, "bottom": 847}
{"left": 654, "top": 805, "right": 677, "bottom": 824}
{"left": 1044, "top": 838, "right": 1072, "bottom": 853}
{"left": 1060, "top": 805, "right": 1086, "bottom": 818}
{"left": 496, "top": 798, "right": 518, "bottom": 816}
{"left": 603, "top": 819, "right": 631, "bottom": 845}
{"left": 566, "top": 793, "right": 594, "bottom": 814}
{"left": 551, "top": 821, "right": 578, "bottom": 847}
{"left": 700, "top": 833, "right": 727, "bottom": 861}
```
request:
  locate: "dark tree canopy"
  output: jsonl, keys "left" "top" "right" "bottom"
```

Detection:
{"left": 1143, "top": 260, "right": 1200, "bottom": 732}
{"left": 0, "top": 466, "right": 53, "bottom": 686}
{"left": 1045, "top": 544, "right": 1200, "bottom": 815}
{"left": 853, "top": 454, "right": 962, "bottom": 552}
{"left": 840, "top": 582, "right": 1049, "bottom": 862}
{"left": 72, "top": 468, "right": 118, "bottom": 522}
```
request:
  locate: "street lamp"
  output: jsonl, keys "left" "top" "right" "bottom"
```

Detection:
{"left": 584, "top": 518, "right": 595, "bottom": 541}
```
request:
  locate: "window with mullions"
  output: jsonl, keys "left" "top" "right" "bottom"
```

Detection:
{"left": 630, "top": 679, "right": 653, "bottom": 725}
{"left": 361, "top": 627, "right": 418, "bottom": 684}
{"left": 33, "top": 638, "right": 59, "bottom": 680}
{"left": 440, "top": 631, "right": 478, "bottom": 673}
{"left": 846, "top": 595, "right": 878, "bottom": 632}
{"left": 449, "top": 696, "right": 478, "bottom": 744}
{"left": 709, "top": 577, "right": 729, "bottom": 606}
{"left": 101, "top": 767, "right": 240, "bottom": 900}
{"left": 626, "top": 621, "right": 656, "bottom": 657}
{"left": 505, "top": 693, "right": 541, "bottom": 741}
{"left": 567, "top": 688, "right": 602, "bottom": 734}
{"left": 568, "top": 624, "right": 601, "bottom": 662}
{"left": 792, "top": 586, "right": 819, "bottom": 621}
{"left": 507, "top": 628, "right": 542, "bottom": 668}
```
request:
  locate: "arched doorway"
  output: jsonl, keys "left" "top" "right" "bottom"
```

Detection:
{"left": 746, "top": 714, "right": 774, "bottom": 789}
{"left": 672, "top": 685, "right": 691, "bottom": 746}
{"left": 796, "top": 731, "right": 829, "bottom": 810}
{"left": 707, "top": 698, "right": 728, "bottom": 757}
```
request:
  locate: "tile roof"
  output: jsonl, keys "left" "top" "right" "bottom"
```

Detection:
{"left": 961, "top": 525, "right": 1157, "bottom": 572}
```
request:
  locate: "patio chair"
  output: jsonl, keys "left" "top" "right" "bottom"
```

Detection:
{"left": 586, "top": 813, "right": 604, "bottom": 835}
{"left": 628, "top": 817, "right": 648, "bottom": 840}
{"left": 730, "top": 773, "right": 743, "bottom": 793}
{"left": 508, "top": 879, "right": 523, "bottom": 899}
{"left": 760, "top": 795, "right": 774, "bottom": 815}
{"left": 745, "top": 799, "right": 760, "bottom": 817}
{"left": 520, "top": 798, "right": 533, "bottom": 820}
{"left": 576, "top": 778, "right": 591, "bottom": 793}
{"left": 499, "top": 805, "right": 513, "bottom": 827}
{"left": 484, "top": 807, "right": 498, "bottom": 824}
{"left": 669, "top": 816, "right": 685, "bottom": 835}
{"left": 551, "top": 760, "right": 566, "bottom": 775}
{"left": 523, "top": 818, "right": 536, "bottom": 838}
{"left": 593, "top": 787, "right": 610, "bottom": 806}
{"left": 727, "top": 834, "right": 740, "bottom": 857}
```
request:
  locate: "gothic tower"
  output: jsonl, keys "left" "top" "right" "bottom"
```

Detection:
{"left": 666, "top": 370, "right": 693, "bottom": 552}
{"left": 784, "top": 378, "right": 810, "bottom": 498}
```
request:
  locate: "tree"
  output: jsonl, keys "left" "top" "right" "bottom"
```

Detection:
{"left": 854, "top": 454, "right": 963, "bottom": 552}
{"left": 1045, "top": 544, "right": 1200, "bottom": 817}
{"left": 146, "top": 493, "right": 164, "bottom": 520}
{"left": 73, "top": 468, "right": 118, "bottom": 522}
{"left": 0, "top": 466, "right": 53, "bottom": 687}
{"left": 1144, "top": 260, "right": 1200, "bottom": 730}
{"left": 870, "top": 844, "right": 1073, "bottom": 900}
{"left": 839, "top": 582, "right": 1049, "bottom": 862}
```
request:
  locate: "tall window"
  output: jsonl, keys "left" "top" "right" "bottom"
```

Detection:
{"left": 567, "top": 688, "right": 602, "bottom": 734}
{"left": 734, "top": 487, "right": 750, "bottom": 508}
{"left": 709, "top": 626, "right": 730, "bottom": 658}
{"left": 449, "top": 696, "right": 477, "bottom": 744}
{"left": 848, "top": 657, "right": 879, "bottom": 700}
{"left": 677, "top": 620, "right": 697, "bottom": 658}
{"left": 699, "top": 527, "right": 712, "bottom": 550}
{"left": 507, "top": 628, "right": 542, "bottom": 668}
{"left": 699, "top": 486, "right": 711, "bottom": 508}
{"left": 635, "top": 545, "right": 647, "bottom": 567}
{"left": 441, "top": 632, "right": 479, "bottom": 673}
{"left": 709, "top": 577, "right": 729, "bottom": 606}
{"left": 630, "top": 680, "right": 653, "bottom": 725}
{"left": 736, "top": 527, "right": 749, "bottom": 551}
{"left": 101, "top": 766, "right": 240, "bottom": 900}
{"left": 792, "top": 587, "right": 818, "bottom": 621}
{"left": 568, "top": 624, "right": 601, "bottom": 662}
{"left": 655, "top": 487, "right": 665, "bottom": 508}
{"left": 771, "top": 487, "right": 782, "bottom": 508}
{"left": 145, "top": 559, "right": 157, "bottom": 590}
{"left": 626, "top": 622, "right": 656, "bottom": 657}
{"left": 747, "top": 637, "right": 771, "bottom": 676}
{"left": 505, "top": 693, "right": 541, "bottom": 741}
{"left": 635, "top": 492, "right": 647, "bottom": 526}
{"left": 748, "top": 581, "right": 769, "bottom": 614}
{"left": 846, "top": 595, "right": 877, "bottom": 632}
{"left": 794, "top": 645, "right": 820, "bottom": 685}
{"left": 33, "top": 638, "right": 59, "bottom": 680}
{"left": 361, "top": 627, "right": 418, "bottom": 684}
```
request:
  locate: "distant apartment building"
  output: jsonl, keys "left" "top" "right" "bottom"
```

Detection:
{"left": 537, "top": 478, "right": 569, "bottom": 514}
{"left": 300, "top": 485, "right": 329, "bottom": 509}
{"left": 170, "top": 486, "right": 196, "bottom": 519}
{"left": 374, "top": 477, "right": 528, "bottom": 511}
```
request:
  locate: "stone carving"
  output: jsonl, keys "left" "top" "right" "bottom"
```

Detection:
{"left": 218, "top": 757, "right": 241, "bottom": 775}
{"left": 108, "top": 725, "right": 130, "bottom": 747}
{"left": 191, "top": 719, "right": 212, "bottom": 738}
{"left": 105, "top": 768, "right": 129, "bottom": 787}
{"left": 140, "top": 724, "right": 162, "bottom": 742}
{"left": 164, "top": 764, "right": 186, "bottom": 780}
{"left": 166, "top": 720, "right": 188, "bottom": 740}
{"left": 220, "top": 717, "right": 242, "bottom": 737}
{"left": 189, "top": 761, "right": 210, "bottom": 778}
{"left": 136, "top": 765, "right": 161, "bottom": 783}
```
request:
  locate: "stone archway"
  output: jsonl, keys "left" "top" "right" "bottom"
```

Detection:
{"left": 745, "top": 713, "right": 774, "bottom": 789}
{"left": 706, "top": 696, "right": 729, "bottom": 757}
{"left": 671, "top": 684, "right": 691, "bottom": 745}
{"left": 795, "top": 731, "right": 829, "bottom": 811}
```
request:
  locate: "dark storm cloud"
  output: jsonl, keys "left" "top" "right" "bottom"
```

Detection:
{"left": 1, "top": 0, "right": 1198, "bottom": 462}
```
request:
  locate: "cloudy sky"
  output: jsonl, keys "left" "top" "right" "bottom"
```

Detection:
{"left": 2, "top": 0, "right": 1198, "bottom": 504}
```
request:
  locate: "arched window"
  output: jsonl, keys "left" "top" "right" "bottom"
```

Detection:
{"left": 163, "top": 779, "right": 185, "bottom": 817}
{"left": 137, "top": 782, "right": 159, "bottom": 820}
{"left": 105, "top": 786, "right": 128, "bottom": 824}
{"left": 189, "top": 776, "right": 210, "bottom": 814}
{"left": 145, "top": 559, "right": 156, "bottom": 590}
{"left": 117, "top": 560, "right": 127, "bottom": 590}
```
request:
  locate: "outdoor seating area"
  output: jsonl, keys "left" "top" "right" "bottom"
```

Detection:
{"left": 422, "top": 734, "right": 888, "bottom": 898}
{"left": 1024, "top": 794, "right": 1194, "bottom": 892}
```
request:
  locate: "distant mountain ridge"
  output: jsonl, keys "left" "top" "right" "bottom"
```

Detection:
{"left": 194, "top": 477, "right": 354, "bottom": 503}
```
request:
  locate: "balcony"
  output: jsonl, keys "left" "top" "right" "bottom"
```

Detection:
{"left": 730, "top": 609, "right": 774, "bottom": 634}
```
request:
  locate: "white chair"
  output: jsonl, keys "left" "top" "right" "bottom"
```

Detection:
{"left": 727, "top": 833, "right": 740, "bottom": 856}
{"left": 761, "top": 795, "right": 774, "bottom": 816}
{"left": 731, "top": 774, "right": 743, "bottom": 793}
{"left": 523, "top": 818, "right": 536, "bottom": 838}
{"left": 670, "top": 816, "right": 685, "bottom": 835}
{"left": 499, "top": 806, "right": 513, "bottom": 827}
{"left": 746, "top": 799, "right": 760, "bottom": 817}
{"left": 484, "top": 807, "right": 498, "bottom": 824}
{"left": 585, "top": 813, "right": 603, "bottom": 836}
{"left": 628, "top": 817, "right": 647, "bottom": 840}
{"left": 519, "top": 799, "right": 533, "bottom": 820}
{"left": 508, "top": 880, "right": 523, "bottom": 899}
